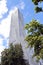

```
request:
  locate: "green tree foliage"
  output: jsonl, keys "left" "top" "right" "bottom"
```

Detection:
{"left": 1, "top": 43, "right": 29, "bottom": 65}
{"left": 25, "top": 19, "right": 43, "bottom": 60}
{"left": 32, "top": 0, "right": 43, "bottom": 13}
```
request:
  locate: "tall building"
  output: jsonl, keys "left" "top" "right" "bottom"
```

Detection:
{"left": 9, "top": 7, "right": 28, "bottom": 60}
{"left": 9, "top": 7, "right": 40, "bottom": 65}
{"left": 9, "top": 8, "right": 25, "bottom": 44}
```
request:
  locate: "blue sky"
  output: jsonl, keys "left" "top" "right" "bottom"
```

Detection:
{"left": 0, "top": 0, "right": 43, "bottom": 56}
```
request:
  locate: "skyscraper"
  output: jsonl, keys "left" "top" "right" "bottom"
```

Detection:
{"left": 9, "top": 8, "right": 25, "bottom": 44}
{"left": 9, "top": 7, "right": 40, "bottom": 65}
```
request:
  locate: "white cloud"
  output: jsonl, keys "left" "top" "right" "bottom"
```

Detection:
{"left": 0, "top": 38, "right": 5, "bottom": 56}
{"left": 0, "top": 38, "right": 3, "bottom": 46}
{"left": 0, "top": 7, "right": 20, "bottom": 38}
{"left": 0, "top": 0, "right": 8, "bottom": 18}
{"left": 6, "top": 38, "right": 9, "bottom": 47}
{"left": 16, "top": 1, "right": 25, "bottom": 10}
{"left": 0, "top": 8, "right": 14, "bottom": 57}
{"left": 0, "top": 17, "right": 10, "bottom": 38}
{"left": 0, "top": 10, "right": 12, "bottom": 38}
{"left": 5, "top": 37, "right": 9, "bottom": 48}
{"left": 19, "top": 1, "right": 25, "bottom": 10}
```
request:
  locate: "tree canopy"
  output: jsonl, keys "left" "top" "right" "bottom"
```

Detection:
{"left": 1, "top": 43, "right": 29, "bottom": 65}
{"left": 25, "top": 19, "right": 43, "bottom": 60}
{"left": 32, "top": 0, "right": 43, "bottom": 13}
